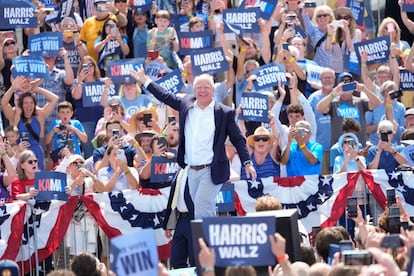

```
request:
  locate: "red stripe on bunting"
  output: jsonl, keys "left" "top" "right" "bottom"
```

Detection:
{"left": 360, "top": 170, "right": 387, "bottom": 209}
{"left": 274, "top": 176, "right": 306, "bottom": 187}
{"left": 1, "top": 202, "right": 26, "bottom": 260}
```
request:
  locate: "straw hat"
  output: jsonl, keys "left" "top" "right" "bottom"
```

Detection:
{"left": 128, "top": 107, "right": 159, "bottom": 132}
{"left": 247, "top": 126, "right": 274, "bottom": 147}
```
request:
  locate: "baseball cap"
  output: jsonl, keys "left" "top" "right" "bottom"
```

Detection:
{"left": 295, "top": 120, "right": 311, "bottom": 132}
{"left": 405, "top": 108, "right": 414, "bottom": 117}
{"left": 0, "top": 260, "right": 19, "bottom": 276}
{"left": 337, "top": 72, "right": 353, "bottom": 83}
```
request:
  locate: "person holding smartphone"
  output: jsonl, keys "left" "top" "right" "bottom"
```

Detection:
{"left": 367, "top": 120, "right": 407, "bottom": 172}
{"left": 333, "top": 133, "right": 366, "bottom": 174}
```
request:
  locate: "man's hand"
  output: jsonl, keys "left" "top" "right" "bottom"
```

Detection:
{"left": 245, "top": 163, "right": 257, "bottom": 182}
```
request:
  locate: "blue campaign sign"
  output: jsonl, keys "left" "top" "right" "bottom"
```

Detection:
{"left": 294, "top": 25, "right": 307, "bottom": 39}
{"left": 82, "top": 81, "right": 116, "bottom": 107}
{"left": 354, "top": 36, "right": 390, "bottom": 66}
{"left": 34, "top": 171, "right": 67, "bottom": 201}
{"left": 223, "top": 8, "right": 261, "bottom": 33}
{"left": 191, "top": 47, "right": 229, "bottom": 76}
{"left": 399, "top": 69, "right": 414, "bottom": 90}
{"left": 178, "top": 30, "right": 214, "bottom": 55}
{"left": 252, "top": 62, "right": 288, "bottom": 91}
{"left": 132, "top": 0, "right": 152, "bottom": 13}
{"left": 202, "top": 216, "right": 276, "bottom": 267}
{"left": 0, "top": 1, "right": 37, "bottom": 28}
{"left": 111, "top": 228, "right": 158, "bottom": 276}
{"left": 402, "top": 1, "right": 414, "bottom": 12}
{"left": 215, "top": 184, "right": 235, "bottom": 212}
{"left": 239, "top": 0, "right": 277, "bottom": 20}
{"left": 347, "top": 0, "right": 364, "bottom": 26}
{"left": 11, "top": 56, "right": 50, "bottom": 79}
{"left": 305, "top": 63, "right": 323, "bottom": 87}
{"left": 145, "top": 61, "right": 172, "bottom": 81}
{"left": 29, "top": 32, "right": 63, "bottom": 57}
{"left": 150, "top": 156, "right": 179, "bottom": 183}
{"left": 239, "top": 93, "right": 269, "bottom": 123}
{"left": 107, "top": 58, "right": 145, "bottom": 84}
{"left": 155, "top": 69, "right": 184, "bottom": 94}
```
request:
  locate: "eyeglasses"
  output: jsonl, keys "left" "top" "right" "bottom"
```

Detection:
{"left": 317, "top": 13, "right": 330, "bottom": 19}
{"left": 87, "top": 63, "right": 94, "bottom": 67}
{"left": 254, "top": 136, "right": 269, "bottom": 142}
{"left": 4, "top": 41, "right": 16, "bottom": 47}
{"left": 27, "top": 159, "right": 38, "bottom": 165}
{"left": 337, "top": 15, "right": 351, "bottom": 20}
{"left": 136, "top": 117, "right": 144, "bottom": 121}
{"left": 380, "top": 130, "right": 393, "bottom": 135}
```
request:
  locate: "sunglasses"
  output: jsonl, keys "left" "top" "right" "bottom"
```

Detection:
{"left": 72, "top": 161, "right": 84, "bottom": 168}
{"left": 27, "top": 159, "right": 38, "bottom": 165}
{"left": 343, "top": 140, "right": 356, "bottom": 147}
{"left": 254, "top": 136, "right": 269, "bottom": 142}
{"left": 380, "top": 131, "right": 393, "bottom": 135}
{"left": 317, "top": 13, "right": 330, "bottom": 19}
{"left": 337, "top": 15, "right": 351, "bottom": 20}
{"left": 115, "top": 0, "right": 127, "bottom": 2}
{"left": 4, "top": 41, "right": 16, "bottom": 47}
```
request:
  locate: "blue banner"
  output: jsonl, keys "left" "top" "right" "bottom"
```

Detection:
{"left": 402, "top": 0, "right": 414, "bottom": 12}
{"left": 29, "top": 32, "right": 63, "bottom": 57}
{"left": 294, "top": 25, "right": 307, "bottom": 39}
{"left": 0, "top": 1, "right": 37, "bottom": 28}
{"left": 215, "top": 184, "right": 235, "bottom": 212}
{"left": 11, "top": 56, "right": 50, "bottom": 79}
{"left": 304, "top": 63, "right": 323, "bottom": 87}
{"left": 223, "top": 8, "right": 261, "bottom": 33}
{"left": 239, "top": 93, "right": 269, "bottom": 123}
{"left": 155, "top": 69, "right": 184, "bottom": 94}
{"left": 178, "top": 30, "right": 214, "bottom": 55}
{"left": 132, "top": 0, "right": 152, "bottom": 13}
{"left": 238, "top": 0, "right": 277, "bottom": 20}
{"left": 354, "top": 36, "right": 390, "bottom": 66}
{"left": 190, "top": 47, "right": 229, "bottom": 75}
{"left": 107, "top": 58, "right": 145, "bottom": 84}
{"left": 347, "top": 0, "right": 364, "bottom": 26}
{"left": 34, "top": 172, "right": 68, "bottom": 201}
{"left": 145, "top": 61, "right": 172, "bottom": 81}
{"left": 202, "top": 216, "right": 276, "bottom": 267}
{"left": 399, "top": 69, "right": 414, "bottom": 90}
{"left": 111, "top": 229, "right": 158, "bottom": 276}
{"left": 82, "top": 81, "right": 116, "bottom": 107}
{"left": 252, "top": 62, "right": 288, "bottom": 91}
{"left": 150, "top": 156, "right": 179, "bottom": 183}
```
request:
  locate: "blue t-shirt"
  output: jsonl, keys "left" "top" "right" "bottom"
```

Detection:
{"left": 47, "top": 119, "right": 85, "bottom": 155}
{"left": 284, "top": 141, "right": 323, "bottom": 176}
{"left": 366, "top": 145, "right": 405, "bottom": 172}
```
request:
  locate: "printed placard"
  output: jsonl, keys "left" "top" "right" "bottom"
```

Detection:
{"left": 294, "top": 25, "right": 307, "bottom": 39}
{"left": 82, "top": 81, "right": 117, "bottom": 107}
{"left": 145, "top": 61, "right": 172, "bottom": 81}
{"left": 202, "top": 216, "right": 276, "bottom": 267}
{"left": 239, "top": 93, "right": 269, "bottom": 123}
{"left": 150, "top": 156, "right": 179, "bottom": 183}
{"left": 0, "top": 1, "right": 37, "bottom": 28}
{"left": 190, "top": 47, "right": 229, "bottom": 75}
{"left": 347, "top": 0, "right": 364, "bottom": 26}
{"left": 107, "top": 58, "right": 145, "bottom": 84}
{"left": 133, "top": 0, "right": 152, "bottom": 13}
{"left": 29, "top": 32, "right": 63, "bottom": 57}
{"left": 305, "top": 63, "right": 323, "bottom": 87}
{"left": 215, "top": 184, "right": 235, "bottom": 212}
{"left": 354, "top": 36, "right": 391, "bottom": 66}
{"left": 252, "top": 62, "right": 288, "bottom": 91}
{"left": 178, "top": 30, "right": 214, "bottom": 55}
{"left": 11, "top": 56, "right": 50, "bottom": 79}
{"left": 399, "top": 69, "right": 414, "bottom": 90}
{"left": 110, "top": 229, "right": 158, "bottom": 276}
{"left": 402, "top": 0, "right": 414, "bottom": 12}
{"left": 223, "top": 8, "right": 261, "bottom": 33}
{"left": 155, "top": 69, "right": 184, "bottom": 94}
{"left": 34, "top": 172, "right": 67, "bottom": 201}
{"left": 239, "top": 0, "right": 277, "bottom": 20}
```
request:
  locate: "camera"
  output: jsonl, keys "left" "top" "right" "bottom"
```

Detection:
{"left": 287, "top": 14, "right": 296, "bottom": 21}
{"left": 389, "top": 89, "right": 403, "bottom": 100}
{"left": 59, "top": 124, "right": 66, "bottom": 130}
{"left": 112, "top": 129, "right": 120, "bottom": 141}
{"left": 297, "top": 128, "right": 307, "bottom": 136}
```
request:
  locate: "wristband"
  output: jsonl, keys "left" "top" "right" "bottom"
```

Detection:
{"left": 1, "top": 152, "right": 7, "bottom": 157}
{"left": 208, "top": 15, "right": 214, "bottom": 19}
{"left": 299, "top": 144, "right": 306, "bottom": 149}
{"left": 385, "top": 103, "right": 392, "bottom": 107}
{"left": 241, "top": 47, "right": 248, "bottom": 52}
{"left": 133, "top": 141, "right": 139, "bottom": 147}
{"left": 361, "top": 63, "right": 367, "bottom": 67}
{"left": 277, "top": 254, "right": 288, "bottom": 262}
{"left": 289, "top": 57, "right": 295, "bottom": 63}
{"left": 393, "top": 150, "right": 398, "bottom": 157}
{"left": 327, "top": 33, "right": 333, "bottom": 37}
{"left": 124, "top": 169, "right": 131, "bottom": 175}
{"left": 330, "top": 92, "right": 335, "bottom": 99}
{"left": 201, "top": 266, "right": 214, "bottom": 273}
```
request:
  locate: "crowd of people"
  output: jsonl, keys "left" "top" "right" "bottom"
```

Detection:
{"left": 2, "top": 0, "right": 414, "bottom": 274}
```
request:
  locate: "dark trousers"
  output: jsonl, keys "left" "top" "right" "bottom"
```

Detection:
{"left": 170, "top": 214, "right": 195, "bottom": 268}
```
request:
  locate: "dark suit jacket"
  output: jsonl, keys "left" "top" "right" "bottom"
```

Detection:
{"left": 146, "top": 82, "right": 250, "bottom": 184}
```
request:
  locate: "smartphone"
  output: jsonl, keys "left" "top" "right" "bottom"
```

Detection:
{"left": 386, "top": 188, "right": 396, "bottom": 206}
{"left": 339, "top": 240, "right": 353, "bottom": 253}
{"left": 389, "top": 89, "right": 403, "bottom": 100}
{"left": 303, "top": 1, "right": 316, "bottom": 8}
{"left": 332, "top": 20, "right": 344, "bottom": 28}
{"left": 147, "top": 50, "right": 159, "bottom": 60}
{"left": 22, "top": 132, "right": 30, "bottom": 143}
{"left": 287, "top": 23, "right": 295, "bottom": 29}
{"left": 342, "top": 250, "right": 373, "bottom": 265}
{"left": 59, "top": 124, "right": 66, "bottom": 130}
{"left": 347, "top": 197, "right": 358, "bottom": 218}
{"left": 388, "top": 216, "right": 401, "bottom": 234}
{"left": 110, "top": 25, "right": 117, "bottom": 36}
{"left": 157, "top": 136, "right": 168, "bottom": 149}
{"left": 380, "top": 233, "right": 403, "bottom": 248}
{"left": 117, "top": 149, "right": 126, "bottom": 161}
{"left": 380, "top": 132, "right": 389, "bottom": 142}
{"left": 328, "top": 244, "right": 340, "bottom": 265}
{"left": 82, "top": 63, "right": 89, "bottom": 73}
{"left": 389, "top": 206, "right": 400, "bottom": 217}
{"left": 311, "top": 226, "right": 321, "bottom": 246}
{"left": 401, "top": 221, "right": 409, "bottom": 230}
{"left": 342, "top": 82, "right": 357, "bottom": 92}
{"left": 282, "top": 43, "right": 289, "bottom": 51}
{"left": 387, "top": 22, "right": 395, "bottom": 33}
{"left": 143, "top": 113, "right": 152, "bottom": 127}
{"left": 111, "top": 104, "right": 119, "bottom": 114}
{"left": 41, "top": 7, "right": 55, "bottom": 15}
{"left": 168, "top": 116, "right": 176, "bottom": 124}
{"left": 287, "top": 14, "right": 296, "bottom": 21}
{"left": 112, "top": 129, "right": 120, "bottom": 141}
